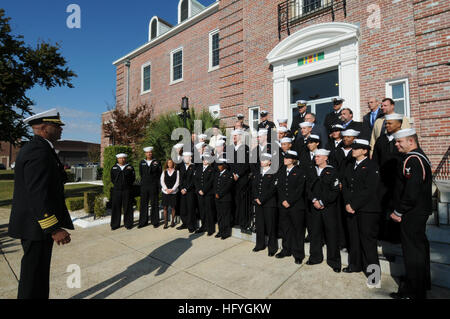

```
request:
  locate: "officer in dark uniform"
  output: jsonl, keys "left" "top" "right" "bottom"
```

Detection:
{"left": 9, "top": 109, "right": 74, "bottom": 299}
{"left": 214, "top": 158, "right": 235, "bottom": 239}
{"left": 178, "top": 151, "right": 197, "bottom": 233}
{"left": 277, "top": 119, "right": 294, "bottom": 138}
{"left": 325, "top": 124, "right": 344, "bottom": 151}
{"left": 276, "top": 150, "right": 308, "bottom": 265}
{"left": 258, "top": 110, "right": 276, "bottom": 132}
{"left": 293, "top": 121, "right": 313, "bottom": 156}
{"left": 194, "top": 153, "right": 216, "bottom": 235}
{"left": 372, "top": 114, "right": 404, "bottom": 242}
{"left": 324, "top": 97, "right": 345, "bottom": 134}
{"left": 305, "top": 149, "right": 342, "bottom": 273}
{"left": 236, "top": 114, "right": 250, "bottom": 131}
{"left": 250, "top": 129, "right": 270, "bottom": 176}
{"left": 299, "top": 134, "right": 320, "bottom": 171}
{"left": 230, "top": 130, "right": 251, "bottom": 233}
{"left": 111, "top": 153, "right": 136, "bottom": 230}
{"left": 139, "top": 146, "right": 162, "bottom": 228}
{"left": 342, "top": 139, "right": 381, "bottom": 275}
{"left": 390, "top": 129, "right": 432, "bottom": 300}
{"left": 251, "top": 153, "right": 278, "bottom": 256}
{"left": 290, "top": 100, "right": 307, "bottom": 137}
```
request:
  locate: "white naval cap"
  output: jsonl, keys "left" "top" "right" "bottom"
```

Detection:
{"left": 198, "top": 134, "right": 208, "bottom": 140}
{"left": 182, "top": 152, "right": 193, "bottom": 156}
{"left": 307, "top": 134, "right": 320, "bottom": 141}
{"left": 215, "top": 140, "right": 226, "bottom": 146}
{"left": 296, "top": 100, "right": 307, "bottom": 107}
{"left": 314, "top": 149, "right": 330, "bottom": 156}
{"left": 116, "top": 153, "right": 128, "bottom": 159}
{"left": 196, "top": 142, "right": 205, "bottom": 149}
{"left": 393, "top": 128, "right": 417, "bottom": 139}
{"left": 277, "top": 118, "right": 288, "bottom": 124}
{"left": 280, "top": 137, "right": 292, "bottom": 144}
{"left": 260, "top": 110, "right": 269, "bottom": 116}
{"left": 385, "top": 113, "right": 404, "bottom": 121}
{"left": 143, "top": 146, "right": 154, "bottom": 152}
{"left": 173, "top": 143, "right": 184, "bottom": 149}
{"left": 237, "top": 113, "right": 244, "bottom": 119}
{"left": 332, "top": 97, "right": 345, "bottom": 103}
{"left": 258, "top": 129, "right": 268, "bottom": 137}
{"left": 341, "top": 129, "right": 360, "bottom": 137}
{"left": 277, "top": 126, "right": 288, "bottom": 133}
{"left": 231, "top": 129, "right": 244, "bottom": 136}
{"left": 260, "top": 153, "right": 272, "bottom": 161}
{"left": 285, "top": 150, "right": 298, "bottom": 159}
{"left": 23, "top": 108, "right": 65, "bottom": 126}
{"left": 299, "top": 121, "right": 313, "bottom": 128}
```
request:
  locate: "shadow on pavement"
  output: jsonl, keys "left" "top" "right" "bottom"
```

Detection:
{"left": 70, "top": 232, "right": 202, "bottom": 299}
{"left": 0, "top": 223, "right": 20, "bottom": 254}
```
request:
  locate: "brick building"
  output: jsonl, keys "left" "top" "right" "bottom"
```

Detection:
{"left": 103, "top": 0, "right": 449, "bottom": 169}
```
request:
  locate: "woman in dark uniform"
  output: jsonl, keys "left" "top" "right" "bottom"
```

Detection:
{"left": 160, "top": 159, "right": 180, "bottom": 228}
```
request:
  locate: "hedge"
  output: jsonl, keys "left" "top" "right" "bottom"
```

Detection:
{"left": 84, "top": 192, "right": 96, "bottom": 214}
{"left": 66, "top": 197, "right": 84, "bottom": 211}
{"left": 94, "top": 195, "right": 106, "bottom": 219}
{"left": 102, "top": 145, "right": 133, "bottom": 200}
{"left": 0, "top": 173, "right": 14, "bottom": 180}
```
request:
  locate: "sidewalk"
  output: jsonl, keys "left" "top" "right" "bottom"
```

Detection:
{"left": 1, "top": 207, "right": 449, "bottom": 299}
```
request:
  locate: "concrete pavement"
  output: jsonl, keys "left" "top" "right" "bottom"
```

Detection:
{"left": 1, "top": 207, "right": 449, "bottom": 299}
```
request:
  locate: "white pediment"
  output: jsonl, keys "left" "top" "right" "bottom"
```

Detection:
{"left": 267, "top": 23, "right": 360, "bottom": 64}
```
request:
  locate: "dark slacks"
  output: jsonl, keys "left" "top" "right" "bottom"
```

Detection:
{"left": 337, "top": 194, "right": 349, "bottom": 248}
{"left": 216, "top": 200, "right": 232, "bottom": 237}
{"left": 309, "top": 206, "right": 341, "bottom": 269}
{"left": 234, "top": 178, "right": 250, "bottom": 229}
{"left": 18, "top": 236, "right": 54, "bottom": 299}
{"left": 400, "top": 213, "right": 431, "bottom": 299}
{"left": 139, "top": 186, "right": 160, "bottom": 227}
{"left": 255, "top": 205, "right": 278, "bottom": 254}
{"left": 279, "top": 204, "right": 306, "bottom": 260}
{"left": 346, "top": 212, "right": 380, "bottom": 272}
{"left": 111, "top": 189, "right": 134, "bottom": 229}
{"left": 197, "top": 194, "right": 216, "bottom": 234}
{"left": 180, "top": 190, "right": 196, "bottom": 231}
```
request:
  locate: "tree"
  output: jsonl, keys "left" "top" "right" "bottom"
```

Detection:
{"left": 0, "top": 9, "right": 77, "bottom": 146}
{"left": 102, "top": 103, "right": 153, "bottom": 153}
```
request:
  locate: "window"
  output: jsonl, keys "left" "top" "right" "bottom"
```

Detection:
{"left": 150, "top": 19, "right": 157, "bottom": 40}
{"left": 249, "top": 106, "right": 260, "bottom": 132}
{"left": 386, "top": 78, "right": 410, "bottom": 117}
{"left": 209, "top": 29, "right": 220, "bottom": 71}
{"left": 141, "top": 62, "right": 151, "bottom": 94}
{"left": 180, "top": 0, "right": 189, "bottom": 22}
{"left": 171, "top": 48, "right": 183, "bottom": 84}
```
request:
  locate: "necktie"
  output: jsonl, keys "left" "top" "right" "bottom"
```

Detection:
{"left": 371, "top": 112, "right": 376, "bottom": 126}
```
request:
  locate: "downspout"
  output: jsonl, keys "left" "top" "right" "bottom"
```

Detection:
{"left": 125, "top": 59, "right": 131, "bottom": 115}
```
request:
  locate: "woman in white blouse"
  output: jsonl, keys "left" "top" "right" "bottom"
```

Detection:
{"left": 160, "top": 159, "right": 180, "bottom": 229}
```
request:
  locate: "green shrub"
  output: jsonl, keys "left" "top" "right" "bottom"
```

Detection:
{"left": 135, "top": 196, "right": 140, "bottom": 212}
{"left": 102, "top": 145, "right": 133, "bottom": 200}
{"left": 0, "top": 172, "right": 14, "bottom": 180}
{"left": 138, "top": 108, "right": 223, "bottom": 163}
{"left": 66, "top": 197, "right": 84, "bottom": 211}
{"left": 94, "top": 195, "right": 106, "bottom": 219}
{"left": 96, "top": 167, "right": 103, "bottom": 180}
{"left": 84, "top": 192, "right": 96, "bottom": 214}
{"left": 65, "top": 170, "right": 75, "bottom": 183}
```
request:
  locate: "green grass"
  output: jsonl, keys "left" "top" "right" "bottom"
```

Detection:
{"left": 0, "top": 181, "right": 103, "bottom": 208}
{"left": 0, "top": 170, "right": 14, "bottom": 175}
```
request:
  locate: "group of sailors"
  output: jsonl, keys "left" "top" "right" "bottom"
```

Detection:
{"left": 110, "top": 97, "right": 432, "bottom": 300}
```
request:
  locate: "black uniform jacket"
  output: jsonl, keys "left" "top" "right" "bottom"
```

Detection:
{"left": 329, "top": 144, "right": 355, "bottom": 180}
{"left": 230, "top": 144, "right": 250, "bottom": 184}
{"left": 342, "top": 158, "right": 382, "bottom": 213}
{"left": 214, "top": 169, "right": 234, "bottom": 202}
{"left": 306, "top": 165, "right": 340, "bottom": 210}
{"left": 394, "top": 149, "right": 432, "bottom": 216}
{"left": 9, "top": 135, "right": 74, "bottom": 240}
{"left": 251, "top": 170, "right": 277, "bottom": 208}
{"left": 194, "top": 165, "right": 215, "bottom": 196}
{"left": 277, "top": 165, "right": 307, "bottom": 209}
{"left": 139, "top": 159, "right": 162, "bottom": 189}
{"left": 111, "top": 164, "right": 135, "bottom": 190}
{"left": 324, "top": 111, "right": 344, "bottom": 134}
{"left": 258, "top": 120, "right": 276, "bottom": 131}
{"left": 179, "top": 163, "right": 195, "bottom": 193}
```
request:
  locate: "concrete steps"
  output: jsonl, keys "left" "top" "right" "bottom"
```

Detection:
{"left": 231, "top": 225, "right": 450, "bottom": 289}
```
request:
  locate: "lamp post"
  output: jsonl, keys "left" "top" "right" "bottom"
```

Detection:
{"left": 181, "top": 96, "right": 189, "bottom": 128}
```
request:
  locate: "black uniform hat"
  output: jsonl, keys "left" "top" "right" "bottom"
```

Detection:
{"left": 306, "top": 134, "right": 321, "bottom": 144}
{"left": 284, "top": 150, "right": 298, "bottom": 160}
{"left": 351, "top": 139, "right": 371, "bottom": 150}
{"left": 330, "top": 124, "right": 345, "bottom": 132}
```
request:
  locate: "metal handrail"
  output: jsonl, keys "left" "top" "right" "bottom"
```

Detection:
{"left": 433, "top": 146, "right": 450, "bottom": 181}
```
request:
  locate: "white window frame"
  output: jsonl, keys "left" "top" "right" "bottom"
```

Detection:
{"left": 385, "top": 78, "right": 410, "bottom": 118}
{"left": 209, "top": 29, "right": 220, "bottom": 72}
{"left": 170, "top": 47, "right": 184, "bottom": 85}
{"left": 141, "top": 61, "right": 152, "bottom": 95}
{"left": 248, "top": 106, "right": 260, "bottom": 133}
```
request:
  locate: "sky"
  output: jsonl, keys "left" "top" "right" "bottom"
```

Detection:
{"left": 2, "top": 0, "right": 216, "bottom": 143}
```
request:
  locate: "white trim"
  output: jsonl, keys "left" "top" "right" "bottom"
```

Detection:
{"left": 385, "top": 78, "right": 411, "bottom": 118}
{"left": 141, "top": 61, "right": 152, "bottom": 95}
{"left": 113, "top": 1, "right": 219, "bottom": 66}
{"left": 170, "top": 47, "right": 184, "bottom": 85}
{"left": 149, "top": 16, "right": 159, "bottom": 42}
{"left": 208, "top": 28, "right": 220, "bottom": 72}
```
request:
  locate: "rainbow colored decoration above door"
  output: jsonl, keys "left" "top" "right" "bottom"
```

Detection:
{"left": 298, "top": 52, "right": 325, "bottom": 66}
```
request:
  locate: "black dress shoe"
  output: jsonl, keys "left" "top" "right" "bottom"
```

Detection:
{"left": 333, "top": 267, "right": 341, "bottom": 273}
{"left": 153, "top": 224, "right": 160, "bottom": 228}
{"left": 221, "top": 235, "right": 230, "bottom": 240}
{"left": 275, "top": 251, "right": 292, "bottom": 259}
{"left": 111, "top": 227, "right": 119, "bottom": 231}
{"left": 252, "top": 247, "right": 265, "bottom": 252}
{"left": 390, "top": 292, "right": 412, "bottom": 300}
{"left": 195, "top": 228, "right": 206, "bottom": 234}
{"left": 207, "top": 232, "right": 214, "bottom": 236}
{"left": 268, "top": 252, "right": 275, "bottom": 257}
{"left": 215, "top": 233, "right": 222, "bottom": 238}
{"left": 188, "top": 228, "right": 196, "bottom": 233}
{"left": 294, "top": 258, "right": 303, "bottom": 265}
{"left": 306, "top": 260, "right": 321, "bottom": 265}
{"left": 170, "top": 222, "right": 176, "bottom": 228}
{"left": 137, "top": 223, "right": 148, "bottom": 229}
{"left": 163, "top": 225, "right": 169, "bottom": 229}
{"left": 342, "top": 266, "right": 361, "bottom": 273}
{"left": 176, "top": 224, "right": 188, "bottom": 230}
